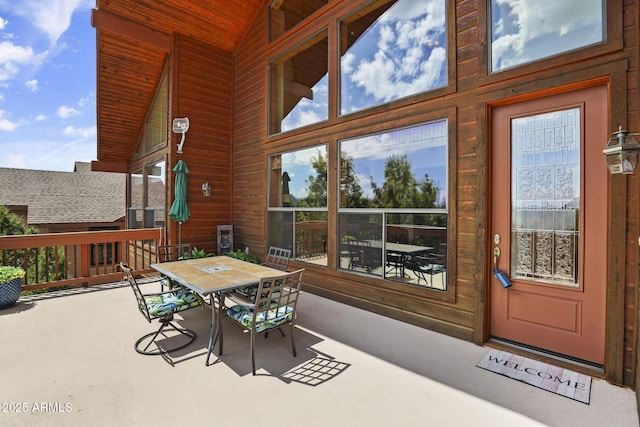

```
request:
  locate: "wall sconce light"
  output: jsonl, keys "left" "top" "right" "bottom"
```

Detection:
{"left": 603, "top": 126, "right": 640, "bottom": 175}
{"left": 172, "top": 117, "right": 190, "bottom": 154}
{"left": 201, "top": 181, "right": 212, "bottom": 197}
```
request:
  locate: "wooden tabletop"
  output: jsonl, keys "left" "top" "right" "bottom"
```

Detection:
{"left": 151, "top": 256, "right": 282, "bottom": 295}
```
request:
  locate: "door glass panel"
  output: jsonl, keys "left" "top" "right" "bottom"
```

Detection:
{"left": 511, "top": 108, "right": 580, "bottom": 287}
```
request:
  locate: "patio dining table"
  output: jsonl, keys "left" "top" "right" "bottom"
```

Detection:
{"left": 151, "top": 255, "right": 282, "bottom": 365}
{"left": 355, "top": 240, "right": 433, "bottom": 276}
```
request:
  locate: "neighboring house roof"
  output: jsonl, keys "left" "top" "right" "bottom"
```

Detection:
{"left": 0, "top": 162, "right": 126, "bottom": 225}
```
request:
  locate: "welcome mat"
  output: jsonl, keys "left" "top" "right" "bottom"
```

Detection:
{"left": 476, "top": 349, "right": 592, "bottom": 404}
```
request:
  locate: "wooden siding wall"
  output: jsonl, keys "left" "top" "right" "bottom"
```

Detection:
{"left": 170, "top": 34, "right": 233, "bottom": 252}
{"left": 230, "top": 0, "right": 639, "bottom": 386}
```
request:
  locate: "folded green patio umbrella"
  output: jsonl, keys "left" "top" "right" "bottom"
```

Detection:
{"left": 168, "top": 160, "right": 191, "bottom": 244}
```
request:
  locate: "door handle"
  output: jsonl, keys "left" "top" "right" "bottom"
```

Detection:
{"left": 492, "top": 245, "right": 512, "bottom": 288}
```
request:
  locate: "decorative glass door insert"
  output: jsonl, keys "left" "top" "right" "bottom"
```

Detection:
{"left": 511, "top": 108, "right": 580, "bottom": 287}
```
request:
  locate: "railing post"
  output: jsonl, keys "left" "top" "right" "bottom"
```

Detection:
{"left": 81, "top": 243, "right": 90, "bottom": 279}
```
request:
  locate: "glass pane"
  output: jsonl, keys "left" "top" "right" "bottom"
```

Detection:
{"left": 295, "top": 211, "right": 328, "bottom": 265}
{"left": 268, "top": 211, "right": 294, "bottom": 252}
{"left": 387, "top": 213, "right": 447, "bottom": 289}
{"left": 340, "top": 120, "right": 447, "bottom": 209}
{"left": 511, "top": 108, "right": 580, "bottom": 286}
{"left": 340, "top": 0, "right": 447, "bottom": 115}
{"left": 128, "top": 172, "right": 144, "bottom": 229}
{"left": 339, "top": 213, "right": 383, "bottom": 277}
{"left": 270, "top": 0, "right": 328, "bottom": 40}
{"left": 491, "top": 0, "right": 604, "bottom": 72}
{"left": 147, "top": 74, "right": 168, "bottom": 150}
{"left": 270, "top": 30, "right": 328, "bottom": 134}
{"left": 269, "top": 145, "right": 328, "bottom": 208}
{"left": 146, "top": 161, "right": 166, "bottom": 228}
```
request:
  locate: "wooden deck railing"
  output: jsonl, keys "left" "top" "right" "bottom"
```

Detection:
{"left": 0, "top": 228, "right": 164, "bottom": 292}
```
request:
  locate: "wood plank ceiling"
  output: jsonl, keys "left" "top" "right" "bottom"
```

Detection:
{"left": 92, "top": 0, "right": 264, "bottom": 171}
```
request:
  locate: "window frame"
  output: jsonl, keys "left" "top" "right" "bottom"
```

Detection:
{"left": 478, "top": 0, "right": 622, "bottom": 84}
{"left": 337, "top": 119, "right": 452, "bottom": 294}
{"left": 265, "top": 0, "right": 456, "bottom": 139}
{"left": 268, "top": 29, "right": 330, "bottom": 135}
{"left": 267, "top": 144, "right": 330, "bottom": 263}
{"left": 127, "top": 156, "right": 167, "bottom": 230}
{"left": 338, "top": 0, "right": 451, "bottom": 116}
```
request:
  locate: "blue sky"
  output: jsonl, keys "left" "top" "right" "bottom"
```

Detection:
{"left": 0, "top": 0, "right": 96, "bottom": 172}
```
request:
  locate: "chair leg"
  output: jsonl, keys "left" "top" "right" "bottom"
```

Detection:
{"left": 264, "top": 328, "right": 285, "bottom": 339}
{"left": 251, "top": 331, "right": 256, "bottom": 375}
{"left": 135, "top": 319, "right": 197, "bottom": 356}
{"left": 290, "top": 324, "right": 297, "bottom": 357}
{"left": 217, "top": 294, "right": 224, "bottom": 356}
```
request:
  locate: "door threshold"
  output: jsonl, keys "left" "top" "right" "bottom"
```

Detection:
{"left": 488, "top": 337, "right": 604, "bottom": 376}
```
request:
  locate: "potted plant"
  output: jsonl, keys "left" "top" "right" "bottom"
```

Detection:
{"left": 0, "top": 266, "right": 26, "bottom": 309}
{"left": 180, "top": 247, "right": 213, "bottom": 259}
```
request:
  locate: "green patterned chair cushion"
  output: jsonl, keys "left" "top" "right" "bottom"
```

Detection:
{"left": 405, "top": 261, "right": 444, "bottom": 273}
{"left": 143, "top": 288, "right": 202, "bottom": 318}
{"left": 227, "top": 304, "right": 294, "bottom": 333}
{"left": 234, "top": 285, "right": 258, "bottom": 299}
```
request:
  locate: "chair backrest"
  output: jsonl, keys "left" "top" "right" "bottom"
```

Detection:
{"left": 119, "top": 262, "right": 152, "bottom": 322}
{"left": 252, "top": 269, "right": 304, "bottom": 332}
{"left": 158, "top": 243, "right": 192, "bottom": 263}
{"left": 263, "top": 246, "right": 291, "bottom": 271}
{"left": 433, "top": 242, "right": 447, "bottom": 265}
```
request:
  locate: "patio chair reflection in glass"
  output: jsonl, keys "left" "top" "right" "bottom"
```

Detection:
{"left": 119, "top": 262, "right": 203, "bottom": 356}
{"left": 385, "top": 251, "right": 405, "bottom": 277}
{"left": 404, "top": 243, "right": 447, "bottom": 287}
{"left": 220, "top": 269, "right": 304, "bottom": 375}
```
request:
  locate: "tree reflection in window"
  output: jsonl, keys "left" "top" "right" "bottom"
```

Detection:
{"left": 268, "top": 146, "right": 328, "bottom": 264}
{"left": 338, "top": 120, "right": 449, "bottom": 289}
{"left": 340, "top": 120, "right": 447, "bottom": 209}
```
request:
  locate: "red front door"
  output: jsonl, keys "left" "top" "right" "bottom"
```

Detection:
{"left": 490, "top": 85, "right": 607, "bottom": 365}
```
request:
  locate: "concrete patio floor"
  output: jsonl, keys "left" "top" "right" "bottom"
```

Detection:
{"left": 0, "top": 281, "right": 637, "bottom": 427}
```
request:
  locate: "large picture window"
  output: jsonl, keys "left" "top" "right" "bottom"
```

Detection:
{"left": 339, "top": 120, "right": 448, "bottom": 289}
{"left": 340, "top": 0, "right": 447, "bottom": 115}
{"left": 269, "top": 30, "right": 328, "bottom": 134}
{"left": 490, "top": 0, "right": 604, "bottom": 72}
{"left": 268, "top": 145, "right": 328, "bottom": 264}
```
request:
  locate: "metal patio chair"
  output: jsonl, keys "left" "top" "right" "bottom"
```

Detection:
{"left": 119, "top": 262, "right": 203, "bottom": 356}
{"left": 157, "top": 243, "right": 192, "bottom": 290}
{"left": 229, "top": 246, "right": 291, "bottom": 302}
{"left": 221, "top": 269, "right": 304, "bottom": 375}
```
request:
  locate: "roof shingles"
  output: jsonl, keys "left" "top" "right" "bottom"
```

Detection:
{"left": 0, "top": 162, "right": 126, "bottom": 225}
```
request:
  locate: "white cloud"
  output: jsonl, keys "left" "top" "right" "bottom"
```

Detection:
{"left": 35, "top": 114, "right": 46, "bottom": 121}
{"left": 57, "top": 105, "right": 79, "bottom": 118}
{"left": 345, "top": 1, "right": 447, "bottom": 107}
{"left": 8, "top": 0, "right": 93, "bottom": 45}
{"left": 0, "top": 40, "right": 47, "bottom": 82}
{"left": 0, "top": 16, "right": 7, "bottom": 30}
{"left": 63, "top": 124, "right": 96, "bottom": 138}
{"left": 0, "top": 108, "right": 17, "bottom": 131}
{"left": 492, "top": 0, "right": 602, "bottom": 69}
{"left": 25, "top": 78, "right": 38, "bottom": 91}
